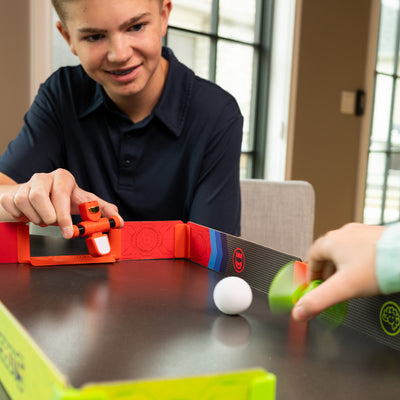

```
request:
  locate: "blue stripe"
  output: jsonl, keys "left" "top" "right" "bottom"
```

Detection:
{"left": 214, "top": 232, "right": 223, "bottom": 272}
{"left": 219, "top": 234, "right": 228, "bottom": 274}
{"left": 208, "top": 230, "right": 218, "bottom": 271}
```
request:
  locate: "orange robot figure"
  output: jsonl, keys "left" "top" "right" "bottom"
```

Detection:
{"left": 72, "top": 201, "right": 121, "bottom": 257}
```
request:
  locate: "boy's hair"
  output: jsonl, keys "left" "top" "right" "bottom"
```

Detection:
{"left": 52, "top": 0, "right": 165, "bottom": 24}
{"left": 51, "top": 0, "right": 70, "bottom": 23}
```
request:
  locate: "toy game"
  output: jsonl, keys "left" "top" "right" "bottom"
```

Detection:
{"left": 1, "top": 202, "right": 400, "bottom": 399}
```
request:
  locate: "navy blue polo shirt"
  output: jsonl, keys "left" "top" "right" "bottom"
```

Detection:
{"left": 0, "top": 47, "right": 243, "bottom": 235}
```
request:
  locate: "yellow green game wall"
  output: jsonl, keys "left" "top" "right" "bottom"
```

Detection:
{"left": 0, "top": 301, "right": 68, "bottom": 399}
{"left": 0, "top": 301, "right": 276, "bottom": 400}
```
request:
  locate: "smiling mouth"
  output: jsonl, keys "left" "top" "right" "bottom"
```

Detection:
{"left": 108, "top": 66, "right": 137, "bottom": 76}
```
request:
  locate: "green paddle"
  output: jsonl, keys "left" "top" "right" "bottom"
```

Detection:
{"left": 268, "top": 260, "right": 347, "bottom": 329}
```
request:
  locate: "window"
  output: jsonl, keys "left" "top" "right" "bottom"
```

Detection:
{"left": 165, "top": 0, "right": 273, "bottom": 178}
{"left": 364, "top": 0, "right": 400, "bottom": 224}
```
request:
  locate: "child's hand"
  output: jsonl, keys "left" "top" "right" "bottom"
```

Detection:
{"left": 0, "top": 168, "right": 124, "bottom": 239}
{"left": 292, "top": 223, "right": 385, "bottom": 322}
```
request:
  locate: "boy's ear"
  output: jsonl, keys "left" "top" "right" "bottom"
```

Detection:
{"left": 56, "top": 21, "right": 78, "bottom": 56}
{"left": 160, "top": 0, "right": 172, "bottom": 36}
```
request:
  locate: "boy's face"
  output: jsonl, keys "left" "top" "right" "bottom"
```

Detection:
{"left": 57, "top": 0, "right": 171, "bottom": 105}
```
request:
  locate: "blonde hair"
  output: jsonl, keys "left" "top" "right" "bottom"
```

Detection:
{"left": 51, "top": 0, "right": 164, "bottom": 23}
{"left": 51, "top": 0, "right": 70, "bottom": 23}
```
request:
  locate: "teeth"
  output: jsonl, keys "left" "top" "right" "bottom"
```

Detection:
{"left": 110, "top": 68, "right": 134, "bottom": 76}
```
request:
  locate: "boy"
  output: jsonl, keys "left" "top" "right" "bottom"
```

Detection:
{"left": 0, "top": 0, "right": 243, "bottom": 239}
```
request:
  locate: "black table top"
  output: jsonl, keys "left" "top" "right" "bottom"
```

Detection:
{"left": 1, "top": 246, "right": 400, "bottom": 400}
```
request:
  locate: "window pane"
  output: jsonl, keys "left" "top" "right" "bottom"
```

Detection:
{"left": 364, "top": 152, "right": 387, "bottom": 224}
{"left": 384, "top": 153, "right": 400, "bottom": 222}
{"left": 168, "top": 30, "right": 210, "bottom": 80}
{"left": 215, "top": 40, "right": 255, "bottom": 152}
{"left": 168, "top": 0, "right": 212, "bottom": 33}
{"left": 391, "top": 78, "right": 400, "bottom": 150}
{"left": 218, "top": 0, "right": 257, "bottom": 43}
{"left": 370, "top": 74, "right": 393, "bottom": 151}
{"left": 240, "top": 154, "right": 253, "bottom": 179}
{"left": 376, "top": 0, "right": 399, "bottom": 74}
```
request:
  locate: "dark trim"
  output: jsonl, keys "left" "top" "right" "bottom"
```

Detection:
{"left": 252, "top": 0, "right": 274, "bottom": 178}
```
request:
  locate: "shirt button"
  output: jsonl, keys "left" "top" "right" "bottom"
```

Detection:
{"left": 123, "top": 159, "right": 132, "bottom": 168}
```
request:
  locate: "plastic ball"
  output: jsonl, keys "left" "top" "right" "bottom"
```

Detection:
{"left": 213, "top": 276, "right": 253, "bottom": 315}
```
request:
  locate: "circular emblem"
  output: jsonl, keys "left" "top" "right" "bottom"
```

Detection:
{"left": 380, "top": 301, "right": 400, "bottom": 337}
{"left": 233, "top": 248, "right": 245, "bottom": 273}
{"left": 135, "top": 227, "right": 160, "bottom": 253}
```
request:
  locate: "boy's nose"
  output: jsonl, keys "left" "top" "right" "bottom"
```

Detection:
{"left": 107, "top": 36, "right": 132, "bottom": 63}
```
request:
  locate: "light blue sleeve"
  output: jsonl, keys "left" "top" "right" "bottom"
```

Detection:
{"left": 376, "top": 222, "right": 400, "bottom": 294}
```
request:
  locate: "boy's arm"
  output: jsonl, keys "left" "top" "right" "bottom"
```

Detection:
{"left": 0, "top": 169, "right": 123, "bottom": 238}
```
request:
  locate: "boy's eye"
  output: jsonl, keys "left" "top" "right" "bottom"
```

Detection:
{"left": 85, "top": 34, "right": 104, "bottom": 42}
{"left": 129, "top": 23, "right": 144, "bottom": 32}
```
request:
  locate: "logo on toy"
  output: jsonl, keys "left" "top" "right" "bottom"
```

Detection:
{"left": 0, "top": 332, "right": 24, "bottom": 393}
{"left": 380, "top": 301, "right": 400, "bottom": 337}
{"left": 233, "top": 248, "right": 245, "bottom": 273}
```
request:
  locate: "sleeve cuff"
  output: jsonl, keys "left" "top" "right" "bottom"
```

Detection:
{"left": 376, "top": 223, "right": 400, "bottom": 294}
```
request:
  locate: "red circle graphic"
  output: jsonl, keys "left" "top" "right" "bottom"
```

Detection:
{"left": 233, "top": 248, "right": 245, "bottom": 273}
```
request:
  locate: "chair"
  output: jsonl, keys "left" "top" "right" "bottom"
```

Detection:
{"left": 240, "top": 179, "right": 315, "bottom": 260}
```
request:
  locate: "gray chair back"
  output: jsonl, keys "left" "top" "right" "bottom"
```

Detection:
{"left": 240, "top": 179, "right": 315, "bottom": 260}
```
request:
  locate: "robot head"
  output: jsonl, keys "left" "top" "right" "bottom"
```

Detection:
{"left": 79, "top": 201, "right": 101, "bottom": 222}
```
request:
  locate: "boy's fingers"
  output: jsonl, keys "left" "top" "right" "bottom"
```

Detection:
{"left": 26, "top": 174, "right": 57, "bottom": 225}
{"left": 292, "top": 273, "right": 351, "bottom": 321}
{"left": 70, "top": 187, "right": 125, "bottom": 228}
{"left": 306, "top": 235, "right": 335, "bottom": 272}
{"left": 8, "top": 181, "right": 53, "bottom": 226}
{"left": 308, "top": 261, "right": 337, "bottom": 282}
{"left": 0, "top": 192, "right": 26, "bottom": 220}
{"left": 98, "top": 200, "right": 124, "bottom": 228}
{"left": 50, "top": 170, "right": 76, "bottom": 238}
{"left": 57, "top": 215, "right": 74, "bottom": 239}
{"left": 0, "top": 168, "right": 123, "bottom": 237}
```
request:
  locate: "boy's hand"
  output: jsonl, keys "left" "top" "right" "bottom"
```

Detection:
{"left": 0, "top": 168, "right": 124, "bottom": 239}
{"left": 292, "top": 223, "right": 385, "bottom": 322}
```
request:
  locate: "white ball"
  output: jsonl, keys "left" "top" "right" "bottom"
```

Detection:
{"left": 213, "top": 276, "right": 253, "bottom": 315}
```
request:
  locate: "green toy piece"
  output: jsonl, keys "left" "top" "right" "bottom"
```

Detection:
{"left": 268, "top": 261, "right": 347, "bottom": 329}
